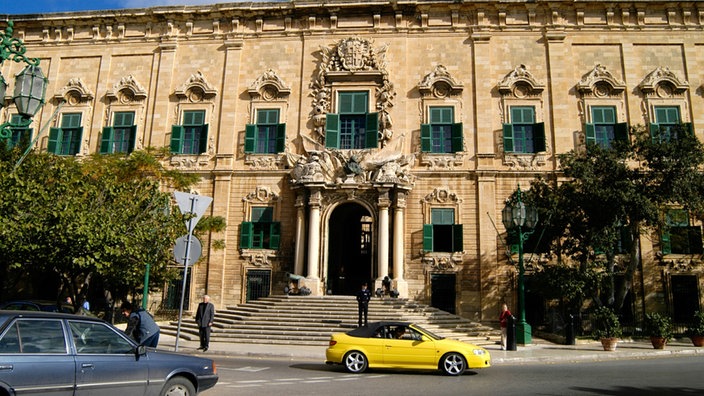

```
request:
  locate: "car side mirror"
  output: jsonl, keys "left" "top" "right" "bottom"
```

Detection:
{"left": 135, "top": 345, "right": 147, "bottom": 358}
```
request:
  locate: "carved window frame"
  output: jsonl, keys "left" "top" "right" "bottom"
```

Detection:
{"left": 240, "top": 186, "right": 281, "bottom": 267}
{"left": 576, "top": 64, "right": 627, "bottom": 147}
{"left": 51, "top": 78, "right": 95, "bottom": 157}
{"left": 105, "top": 75, "right": 148, "bottom": 152}
{"left": 245, "top": 69, "right": 291, "bottom": 168}
{"left": 638, "top": 66, "right": 690, "bottom": 126}
{"left": 498, "top": 65, "right": 548, "bottom": 169}
{"left": 419, "top": 187, "right": 464, "bottom": 270}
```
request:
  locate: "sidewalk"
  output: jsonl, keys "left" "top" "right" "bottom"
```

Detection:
{"left": 154, "top": 330, "right": 704, "bottom": 364}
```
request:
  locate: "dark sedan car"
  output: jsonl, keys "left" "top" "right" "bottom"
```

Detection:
{"left": 0, "top": 310, "right": 218, "bottom": 396}
{"left": 0, "top": 300, "right": 74, "bottom": 313}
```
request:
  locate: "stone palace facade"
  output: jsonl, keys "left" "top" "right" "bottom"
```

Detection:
{"left": 2, "top": 0, "right": 704, "bottom": 325}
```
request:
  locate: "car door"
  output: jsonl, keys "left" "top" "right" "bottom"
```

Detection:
{"left": 0, "top": 318, "right": 75, "bottom": 396}
{"left": 383, "top": 326, "right": 436, "bottom": 367}
{"left": 69, "top": 320, "right": 148, "bottom": 396}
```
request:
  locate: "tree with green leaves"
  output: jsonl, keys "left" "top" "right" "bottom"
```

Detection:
{"left": 0, "top": 146, "right": 221, "bottom": 313}
{"left": 527, "top": 124, "right": 704, "bottom": 315}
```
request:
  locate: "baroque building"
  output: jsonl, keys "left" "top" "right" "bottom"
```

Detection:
{"left": 2, "top": 0, "right": 704, "bottom": 325}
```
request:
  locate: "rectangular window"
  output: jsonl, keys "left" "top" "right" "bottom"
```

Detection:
{"left": 423, "top": 208, "right": 463, "bottom": 253}
{"left": 6, "top": 114, "right": 33, "bottom": 149}
{"left": 101, "top": 112, "right": 136, "bottom": 154}
{"left": 585, "top": 106, "right": 628, "bottom": 149}
{"left": 171, "top": 110, "right": 208, "bottom": 154}
{"left": 662, "top": 209, "right": 703, "bottom": 255}
{"left": 420, "top": 107, "right": 463, "bottom": 153}
{"left": 245, "top": 109, "right": 285, "bottom": 154}
{"left": 0, "top": 319, "right": 66, "bottom": 354}
{"left": 325, "top": 91, "right": 378, "bottom": 149}
{"left": 650, "top": 106, "right": 692, "bottom": 142}
{"left": 48, "top": 113, "right": 83, "bottom": 156}
{"left": 240, "top": 206, "right": 281, "bottom": 250}
{"left": 503, "top": 106, "right": 545, "bottom": 154}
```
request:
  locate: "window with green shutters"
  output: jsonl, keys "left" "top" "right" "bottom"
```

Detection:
{"left": 245, "top": 109, "right": 285, "bottom": 154}
{"left": 502, "top": 106, "right": 545, "bottom": 154}
{"left": 650, "top": 106, "right": 692, "bottom": 143}
{"left": 240, "top": 206, "right": 281, "bottom": 250}
{"left": 101, "top": 111, "right": 136, "bottom": 154}
{"left": 171, "top": 110, "right": 208, "bottom": 154}
{"left": 661, "top": 209, "right": 703, "bottom": 255}
{"left": 585, "top": 106, "right": 628, "bottom": 149}
{"left": 6, "top": 114, "right": 33, "bottom": 149}
{"left": 326, "top": 91, "right": 378, "bottom": 149}
{"left": 423, "top": 208, "right": 463, "bottom": 253}
{"left": 48, "top": 113, "right": 83, "bottom": 156}
{"left": 420, "top": 106, "right": 463, "bottom": 153}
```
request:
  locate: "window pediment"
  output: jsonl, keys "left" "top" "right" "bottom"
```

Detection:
{"left": 106, "top": 75, "right": 147, "bottom": 103}
{"left": 174, "top": 71, "right": 217, "bottom": 102}
{"left": 53, "top": 78, "right": 94, "bottom": 105}
{"left": 639, "top": 66, "right": 688, "bottom": 98}
{"left": 248, "top": 69, "right": 291, "bottom": 101}
{"left": 418, "top": 65, "right": 463, "bottom": 98}
{"left": 498, "top": 64, "right": 545, "bottom": 98}
{"left": 577, "top": 64, "right": 626, "bottom": 98}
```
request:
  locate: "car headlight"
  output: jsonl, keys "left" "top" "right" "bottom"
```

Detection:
{"left": 472, "top": 349, "right": 486, "bottom": 355}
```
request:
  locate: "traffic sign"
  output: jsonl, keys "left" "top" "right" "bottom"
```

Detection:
{"left": 173, "top": 191, "right": 213, "bottom": 234}
{"left": 173, "top": 234, "right": 202, "bottom": 266}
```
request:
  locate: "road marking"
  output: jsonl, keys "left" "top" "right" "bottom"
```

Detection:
{"left": 218, "top": 366, "right": 270, "bottom": 372}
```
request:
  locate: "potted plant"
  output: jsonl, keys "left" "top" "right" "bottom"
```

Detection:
{"left": 591, "top": 306, "right": 622, "bottom": 351}
{"left": 643, "top": 312, "right": 673, "bottom": 349}
{"left": 685, "top": 311, "right": 704, "bottom": 347}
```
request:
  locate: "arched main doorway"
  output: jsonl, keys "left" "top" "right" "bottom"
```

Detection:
{"left": 327, "top": 202, "right": 373, "bottom": 295}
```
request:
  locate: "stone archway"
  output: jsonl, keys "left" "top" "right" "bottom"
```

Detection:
{"left": 326, "top": 202, "right": 373, "bottom": 295}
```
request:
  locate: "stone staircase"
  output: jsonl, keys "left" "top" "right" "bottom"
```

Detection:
{"left": 161, "top": 295, "right": 500, "bottom": 347}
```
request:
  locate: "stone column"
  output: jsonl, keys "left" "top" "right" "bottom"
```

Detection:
{"left": 377, "top": 190, "right": 390, "bottom": 287}
{"left": 393, "top": 191, "right": 408, "bottom": 297}
{"left": 294, "top": 194, "right": 306, "bottom": 276}
{"left": 305, "top": 189, "right": 322, "bottom": 295}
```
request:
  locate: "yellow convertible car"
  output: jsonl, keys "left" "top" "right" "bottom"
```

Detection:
{"left": 325, "top": 321, "right": 491, "bottom": 376}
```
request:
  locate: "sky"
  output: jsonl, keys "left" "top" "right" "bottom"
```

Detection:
{"left": 3, "top": 0, "right": 278, "bottom": 15}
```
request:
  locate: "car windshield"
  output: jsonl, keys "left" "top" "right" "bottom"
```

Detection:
{"left": 411, "top": 324, "right": 445, "bottom": 340}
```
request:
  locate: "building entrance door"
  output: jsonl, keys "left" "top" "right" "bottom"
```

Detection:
{"left": 327, "top": 203, "right": 373, "bottom": 295}
{"left": 431, "top": 273, "right": 456, "bottom": 314}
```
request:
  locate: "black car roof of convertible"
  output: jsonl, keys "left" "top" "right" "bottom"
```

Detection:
{"left": 346, "top": 321, "right": 412, "bottom": 337}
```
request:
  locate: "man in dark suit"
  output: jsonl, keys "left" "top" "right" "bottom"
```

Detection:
{"left": 356, "top": 283, "right": 372, "bottom": 327}
{"left": 195, "top": 294, "right": 215, "bottom": 351}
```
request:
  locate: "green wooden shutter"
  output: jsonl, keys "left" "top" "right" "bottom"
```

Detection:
{"left": 585, "top": 123, "right": 596, "bottom": 147}
{"left": 423, "top": 224, "right": 434, "bottom": 252}
{"left": 420, "top": 124, "right": 431, "bottom": 152}
{"left": 128, "top": 125, "right": 137, "bottom": 153}
{"left": 683, "top": 123, "right": 694, "bottom": 136}
{"left": 269, "top": 222, "right": 281, "bottom": 249}
{"left": 48, "top": 127, "right": 61, "bottom": 154}
{"left": 661, "top": 229, "right": 671, "bottom": 255}
{"left": 502, "top": 124, "right": 514, "bottom": 152}
{"left": 73, "top": 127, "right": 84, "bottom": 155}
{"left": 100, "top": 126, "right": 114, "bottom": 154}
{"left": 275, "top": 123, "right": 286, "bottom": 152}
{"left": 452, "top": 224, "right": 463, "bottom": 251}
{"left": 244, "top": 124, "right": 256, "bottom": 153}
{"left": 451, "top": 122, "right": 463, "bottom": 153}
{"left": 240, "top": 222, "right": 253, "bottom": 249}
{"left": 170, "top": 125, "right": 184, "bottom": 153}
{"left": 649, "top": 123, "right": 660, "bottom": 142}
{"left": 326, "top": 113, "right": 340, "bottom": 148}
{"left": 365, "top": 112, "right": 378, "bottom": 148}
{"left": 533, "top": 122, "right": 546, "bottom": 152}
{"left": 198, "top": 124, "right": 209, "bottom": 154}
{"left": 614, "top": 123, "right": 629, "bottom": 142}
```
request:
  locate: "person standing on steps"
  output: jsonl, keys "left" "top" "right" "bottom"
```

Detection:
{"left": 195, "top": 294, "right": 215, "bottom": 352}
{"left": 356, "top": 283, "right": 372, "bottom": 327}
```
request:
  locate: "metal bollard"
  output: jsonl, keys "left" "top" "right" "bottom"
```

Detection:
{"left": 507, "top": 314, "right": 517, "bottom": 351}
{"left": 565, "top": 314, "right": 576, "bottom": 345}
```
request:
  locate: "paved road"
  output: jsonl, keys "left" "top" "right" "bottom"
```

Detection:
{"left": 202, "top": 354, "right": 704, "bottom": 396}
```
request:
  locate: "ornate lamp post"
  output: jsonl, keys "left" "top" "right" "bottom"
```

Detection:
{"left": 502, "top": 185, "right": 538, "bottom": 345}
{"left": 0, "top": 21, "right": 48, "bottom": 140}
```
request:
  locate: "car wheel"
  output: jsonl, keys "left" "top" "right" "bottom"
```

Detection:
{"left": 160, "top": 376, "right": 196, "bottom": 396}
{"left": 343, "top": 351, "right": 368, "bottom": 374}
{"left": 440, "top": 352, "right": 466, "bottom": 376}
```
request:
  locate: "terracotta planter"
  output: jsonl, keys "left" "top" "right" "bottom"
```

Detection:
{"left": 600, "top": 337, "right": 618, "bottom": 351}
{"left": 691, "top": 335, "right": 704, "bottom": 347}
{"left": 650, "top": 336, "right": 667, "bottom": 349}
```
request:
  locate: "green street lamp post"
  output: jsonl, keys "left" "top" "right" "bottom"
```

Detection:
{"left": 502, "top": 185, "right": 538, "bottom": 345}
{"left": 0, "top": 21, "right": 48, "bottom": 142}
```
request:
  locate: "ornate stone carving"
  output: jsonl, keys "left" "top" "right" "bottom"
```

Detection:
{"left": 240, "top": 249, "right": 275, "bottom": 267}
{"left": 639, "top": 66, "right": 689, "bottom": 98}
{"left": 52, "top": 78, "right": 94, "bottom": 105}
{"left": 244, "top": 154, "right": 283, "bottom": 170}
{"left": 106, "top": 75, "right": 148, "bottom": 103}
{"left": 421, "top": 253, "right": 463, "bottom": 271}
{"left": 422, "top": 187, "right": 462, "bottom": 205}
{"left": 174, "top": 71, "right": 217, "bottom": 103}
{"left": 502, "top": 152, "right": 548, "bottom": 170}
{"left": 243, "top": 186, "right": 279, "bottom": 204}
{"left": 498, "top": 64, "right": 545, "bottom": 98}
{"left": 418, "top": 153, "right": 464, "bottom": 170}
{"left": 248, "top": 69, "right": 291, "bottom": 101}
{"left": 418, "top": 65, "right": 463, "bottom": 98}
{"left": 310, "top": 37, "right": 396, "bottom": 145}
{"left": 577, "top": 64, "right": 626, "bottom": 98}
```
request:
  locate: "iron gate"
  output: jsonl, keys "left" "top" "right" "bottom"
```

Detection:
{"left": 246, "top": 269, "right": 271, "bottom": 302}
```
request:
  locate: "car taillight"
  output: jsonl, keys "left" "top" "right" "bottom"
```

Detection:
{"left": 211, "top": 362, "right": 217, "bottom": 374}
{"left": 329, "top": 340, "right": 337, "bottom": 346}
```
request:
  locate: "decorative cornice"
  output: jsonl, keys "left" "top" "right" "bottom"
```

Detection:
{"left": 174, "top": 71, "right": 218, "bottom": 102}
{"left": 418, "top": 65, "right": 463, "bottom": 99}
{"left": 639, "top": 66, "right": 689, "bottom": 98}
{"left": 498, "top": 64, "right": 545, "bottom": 98}
{"left": 106, "top": 75, "right": 148, "bottom": 103}
{"left": 577, "top": 64, "right": 626, "bottom": 98}
{"left": 52, "top": 78, "right": 94, "bottom": 105}
{"left": 248, "top": 69, "right": 291, "bottom": 101}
